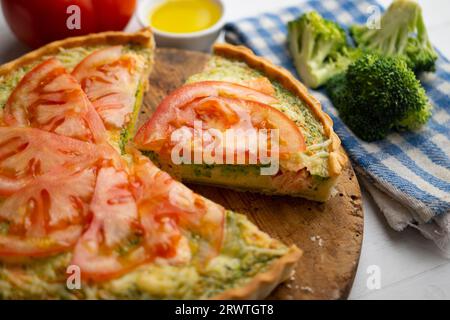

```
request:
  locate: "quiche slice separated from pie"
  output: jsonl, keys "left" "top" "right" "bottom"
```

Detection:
{"left": 0, "top": 30, "right": 301, "bottom": 299}
{"left": 135, "top": 44, "right": 347, "bottom": 202}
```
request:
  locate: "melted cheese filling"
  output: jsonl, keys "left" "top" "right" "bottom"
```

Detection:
{"left": 0, "top": 212, "right": 288, "bottom": 299}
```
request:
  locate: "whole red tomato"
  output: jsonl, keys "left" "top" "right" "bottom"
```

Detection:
{"left": 1, "top": 0, "right": 137, "bottom": 48}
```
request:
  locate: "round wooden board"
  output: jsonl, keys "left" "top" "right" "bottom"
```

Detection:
{"left": 140, "top": 48, "right": 364, "bottom": 300}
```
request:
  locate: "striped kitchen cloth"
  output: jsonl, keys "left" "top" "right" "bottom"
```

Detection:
{"left": 224, "top": 0, "right": 450, "bottom": 255}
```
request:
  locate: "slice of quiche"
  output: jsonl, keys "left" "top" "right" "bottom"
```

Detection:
{"left": 0, "top": 132, "right": 300, "bottom": 299}
{"left": 0, "top": 29, "right": 154, "bottom": 151}
{"left": 0, "top": 31, "right": 301, "bottom": 299}
{"left": 134, "top": 44, "right": 347, "bottom": 202}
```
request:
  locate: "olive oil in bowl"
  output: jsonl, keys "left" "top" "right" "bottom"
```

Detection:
{"left": 150, "top": 0, "right": 222, "bottom": 34}
{"left": 138, "top": 0, "right": 225, "bottom": 51}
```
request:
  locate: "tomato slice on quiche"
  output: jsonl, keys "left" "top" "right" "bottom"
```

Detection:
{"left": 72, "top": 151, "right": 225, "bottom": 281}
{"left": 71, "top": 166, "right": 142, "bottom": 281}
{"left": 0, "top": 166, "right": 96, "bottom": 258}
{"left": 0, "top": 127, "right": 122, "bottom": 196}
{"left": 134, "top": 81, "right": 306, "bottom": 161}
{"left": 131, "top": 150, "right": 225, "bottom": 261}
{"left": 72, "top": 46, "right": 141, "bottom": 130}
{"left": 4, "top": 58, "right": 106, "bottom": 143}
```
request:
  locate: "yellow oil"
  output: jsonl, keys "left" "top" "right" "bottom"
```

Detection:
{"left": 149, "top": 0, "right": 222, "bottom": 33}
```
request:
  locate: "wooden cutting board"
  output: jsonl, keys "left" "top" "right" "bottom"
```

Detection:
{"left": 139, "top": 48, "right": 364, "bottom": 300}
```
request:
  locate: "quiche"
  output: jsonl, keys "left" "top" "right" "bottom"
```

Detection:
{"left": 134, "top": 44, "right": 347, "bottom": 202}
{"left": 0, "top": 29, "right": 154, "bottom": 152}
{"left": 0, "top": 30, "right": 301, "bottom": 299}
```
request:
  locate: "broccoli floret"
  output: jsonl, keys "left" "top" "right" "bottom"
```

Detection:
{"left": 350, "top": 0, "right": 437, "bottom": 73}
{"left": 326, "top": 53, "right": 432, "bottom": 141}
{"left": 287, "top": 11, "right": 361, "bottom": 89}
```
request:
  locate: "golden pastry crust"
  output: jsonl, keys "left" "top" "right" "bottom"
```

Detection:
{"left": 0, "top": 28, "right": 155, "bottom": 76}
{"left": 213, "top": 43, "right": 347, "bottom": 177}
{"left": 213, "top": 245, "right": 302, "bottom": 300}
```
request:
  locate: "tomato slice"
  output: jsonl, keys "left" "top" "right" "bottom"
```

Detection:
{"left": 71, "top": 151, "right": 225, "bottom": 282}
{"left": 0, "top": 167, "right": 96, "bottom": 258}
{"left": 131, "top": 150, "right": 225, "bottom": 260}
{"left": 72, "top": 46, "right": 140, "bottom": 129}
{"left": 4, "top": 58, "right": 106, "bottom": 143}
{"left": 134, "top": 81, "right": 305, "bottom": 160}
{"left": 134, "top": 81, "right": 278, "bottom": 149}
{"left": 0, "top": 127, "right": 120, "bottom": 196}
{"left": 71, "top": 166, "right": 142, "bottom": 281}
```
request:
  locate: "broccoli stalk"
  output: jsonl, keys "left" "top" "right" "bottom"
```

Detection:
{"left": 287, "top": 11, "right": 360, "bottom": 89}
{"left": 326, "top": 53, "right": 432, "bottom": 141}
{"left": 350, "top": 0, "right": 438, "bottom": 72}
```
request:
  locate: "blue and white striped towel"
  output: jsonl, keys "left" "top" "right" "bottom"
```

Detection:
{"left": 224, "top": 0, "right": 450, "bottom": 254}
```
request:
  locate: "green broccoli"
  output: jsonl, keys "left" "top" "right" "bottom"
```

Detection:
{"left": 287, "top": 11, "right": 361, "bottom": 89}
{"left": 350, "top": 0, "right": 438, "bottom": 73}
{"left": 326, "top": 53, "right": 432, "bottom": 141}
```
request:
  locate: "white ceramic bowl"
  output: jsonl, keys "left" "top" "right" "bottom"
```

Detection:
{"left": 137, "top": 0, "right": 226, "bottom": 52}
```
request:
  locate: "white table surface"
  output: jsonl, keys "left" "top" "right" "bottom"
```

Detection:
{"left": 1, "top": 0, "right": 449, "bottom": 300}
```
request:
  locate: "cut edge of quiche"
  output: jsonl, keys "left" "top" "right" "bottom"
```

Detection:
{"left": 134, "top": 43, "right": 348, "bottom": 202}
{"left": 0, "top": 30, "right": 302, "bottom": 300}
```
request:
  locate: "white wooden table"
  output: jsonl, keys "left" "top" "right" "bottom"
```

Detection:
{"left": 1, "top": 0, "right": 450, "bottom": 300}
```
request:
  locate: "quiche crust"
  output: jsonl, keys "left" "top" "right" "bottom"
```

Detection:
{"left": 0, "top": 28, "right": 155, "bottom": 77}
{"left": 213, "top": 245, "right": 302, "bottom": 300}
{"left": 213, "top": 44, "right": 347, "bottom": 177}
